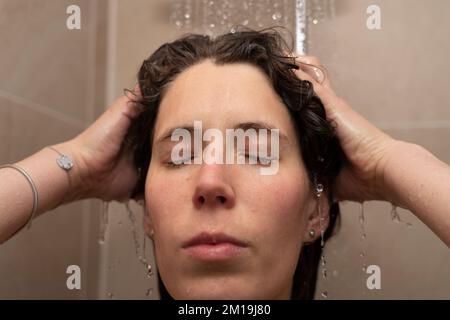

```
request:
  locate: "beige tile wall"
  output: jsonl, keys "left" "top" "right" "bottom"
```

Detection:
{"left": 0, "top": 0, "right": 106, "bottom": 299}
{"left": 309, "top": 0, "right": 450, "bottom": 299}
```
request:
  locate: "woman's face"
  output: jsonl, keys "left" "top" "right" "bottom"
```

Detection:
{"left": 144, "top": 60, "right": 326, "bottom": 299}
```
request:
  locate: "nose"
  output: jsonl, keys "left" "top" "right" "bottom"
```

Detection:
{"left": 192, "top": 164, "right": 236, "bottom": 209}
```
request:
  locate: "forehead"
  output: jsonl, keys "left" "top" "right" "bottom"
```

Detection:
{"left": 154, "top": 59, "right": 295, "bottom": 134}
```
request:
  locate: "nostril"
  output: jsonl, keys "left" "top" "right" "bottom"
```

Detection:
{"left": 197, "top": 195, "right": 226, "bottom": 205}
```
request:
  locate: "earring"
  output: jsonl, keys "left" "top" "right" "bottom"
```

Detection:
{"left": 316, "top": 183, "right": 324, "bottom": 198}
{"left": 309, "top": 229, "right": 315, "bottom": 238}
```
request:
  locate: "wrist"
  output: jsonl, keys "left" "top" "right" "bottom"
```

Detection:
{"left": 380, "top": 140, "right": 429, "bottom": 208}
{"left": 52, "top": 140, "right": 94, "bottom": 203}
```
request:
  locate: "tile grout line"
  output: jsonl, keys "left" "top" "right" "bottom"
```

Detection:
{"left": 0, "top": 89, "right": 86, "bottom": 130}
{"left": 2, "top": 91, "right": 450, "bottom": 133}
{"left": 96, "top": 0, "right": 118, "bottom": 300}
{"left": 376, "top": 120, "right": 450, "bottom": 130}
{"left": 80, "top": 0, "right": 99, "bottom": 300}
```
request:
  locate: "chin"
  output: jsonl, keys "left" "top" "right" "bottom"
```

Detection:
{"left": 173, "top": 282, "right": 257, "bottom": 300}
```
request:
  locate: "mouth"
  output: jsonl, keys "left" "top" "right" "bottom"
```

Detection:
{"left": 182, "top": 232, "right": 249, "bottom": 262}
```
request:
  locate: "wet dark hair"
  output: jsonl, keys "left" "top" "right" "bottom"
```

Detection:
{"left": 125, "top": 27, "right": 343, "bottom": 300}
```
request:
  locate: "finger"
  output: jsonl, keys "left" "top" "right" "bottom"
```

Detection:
{"left": 124, "top": 99, "right": 143, "bottom": 120}
{"left": 133, "top": 83, "right": 142, "bottom": 99}
{"left": 295, "top": 55, "right": 321, "bottom": 66}
{"left": 123, "top": 83, "right": 143, "bottom": 102}
{"left": 294, "top": 55, "right": 333, "bottom": 89}
{"left": 293, "top": 67, "right": 334, "bottom": 106}
{"left": 293, "top": 66, "right": 316, "bottom": 84}
{"left": 105, "top": 94, "right": 141, "bottom": 122}
{"left": 293, "top": 56, "right": 326, "bottom": 86}
{"left": 121, "top": 85, "right": 144, "bottom": 119}
{"left": 292, "top": 67, "right": 350, "bottom": 129}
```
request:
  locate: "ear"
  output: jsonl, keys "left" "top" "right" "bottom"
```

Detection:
{"left": 143, "top": 203, "right": 154, "bottom": 239}
{"left": 303, "top": 192, "right": 330, "bottom": 244}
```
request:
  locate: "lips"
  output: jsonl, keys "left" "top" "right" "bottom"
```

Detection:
{"left": 182, "top": 232, "right": 248, "bottom": 261}
{"left": 182, "top": 232, "right": 248, "bottom": 248}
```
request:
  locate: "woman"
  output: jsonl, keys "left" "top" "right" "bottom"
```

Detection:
{"left": 0, "top": 29, "right": 449, "bottom": 300}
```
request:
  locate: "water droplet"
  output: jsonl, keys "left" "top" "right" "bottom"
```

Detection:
{"left": 107, "top": 292, "right": 114, "bottom": 299}
{"left": 230, "top": 27, "right": 236, "bottom": 34}
{"left": 316, "top": 183, "right": 324, "bottom": 193}
{"left": 125, "top": 201, "right": 154, "bottom": 279}
{"left": 242, "top": 19, "right": 249, "bottom": 26}
{"left": 391, "top": 204, "right": 413, "bottom": 227}
{"left": 312, "top": 18, "right": 319, "bottom": 25}
{"left": 318, "top": 208, "right": 325, "bottom": 247}
{"left": 391, "top": 204, "right": 398, "bottom": 220}
{"left": 332, "top": 270, "right": 339, "bottom": 277}
{"left": 317, "top": 190, "right": 328, "bottom": 293}
{"left": 321, "top": 254, "right": 327, "bottom": 279}
{"left": 272, "top": 12, "right": 282, "bottom": 20}
{"left": 321, "top": 291, "right": 328, "bottom": 298}
{"left": 359, "top": 203, "right": 368, "bottom": 274}
{"left": 98, "top": 201, "right": 110, "bottom": 245}
{"left": 146, "top": 288, "right": 153, "bottom": 296}
{"left": 175, "top": 20, "right": 182, "bottom": 28}
{"left": 184, "top": 13, "right": 190, "bottom": 19}
{"left": 222, "top": 14, "right": 228, "bottom": 20}
{"left": 210, "top": 23, "right": 215, "bottom": 28}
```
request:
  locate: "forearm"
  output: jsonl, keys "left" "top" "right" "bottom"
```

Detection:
{"left": 383, "top": 141, "right": 450, "bottom": 247}
{"left": 0, "top": 141, "right": 89, "bottom": 243}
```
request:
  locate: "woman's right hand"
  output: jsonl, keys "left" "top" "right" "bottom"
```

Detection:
{"left": 68, "top": 86, "right": 143, "bottom": 202}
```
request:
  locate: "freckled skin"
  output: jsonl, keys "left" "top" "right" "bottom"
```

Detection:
{"left": 144, "top": 60, "right": 328, "bottom": 300}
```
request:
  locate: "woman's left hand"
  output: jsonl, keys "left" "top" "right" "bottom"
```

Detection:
{"left": 293, "top": 55, "right": 402, "bottom": 203}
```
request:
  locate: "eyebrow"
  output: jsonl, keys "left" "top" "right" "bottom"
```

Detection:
{"left": 155, "top": 121, "right": 290, "bottom": 145}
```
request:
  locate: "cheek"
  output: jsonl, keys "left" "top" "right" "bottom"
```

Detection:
{"left": 145, "top": 164, "right": 177, "bottom": 225}
{"left": 241, "top": 167, "right": 312, "bottom": 291}
{"left": 145, "top": 170, "right": 166, "bottom": 218}
{"left": 234, "top": 167, "right": 312, "bottom": 270}
{"left": 144, "top": 164, "right": 193, "bottom": 236}
{"left": 245, "top": 168, "right": 311, "bottom": 227}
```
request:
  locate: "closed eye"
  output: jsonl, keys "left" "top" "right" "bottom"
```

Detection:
{"left": 165, "top": 154, "right": 276, "bottom": 167}
{"left": 245, "top": 154, "right": 274, "bottom": 166}
{"left": 166, "top": 155, "right": 196, "bottom": 168}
